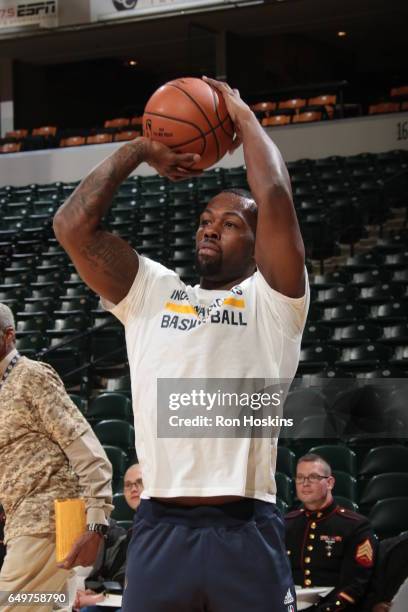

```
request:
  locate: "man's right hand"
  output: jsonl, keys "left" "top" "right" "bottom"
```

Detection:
{"left": 144, "top": 139, "right": 202, "bottom": 181}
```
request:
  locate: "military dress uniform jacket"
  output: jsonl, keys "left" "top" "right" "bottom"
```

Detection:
{"left": 285, "top": 501, "right": 377, "bottom": 611}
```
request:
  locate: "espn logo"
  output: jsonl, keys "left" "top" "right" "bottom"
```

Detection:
{"left": 17, "top": 1, "right": 56, "bottom": 17}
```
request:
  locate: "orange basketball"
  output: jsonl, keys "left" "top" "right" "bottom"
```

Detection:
{"left": 143, "top": 77, "right": 235, "bottom": 170}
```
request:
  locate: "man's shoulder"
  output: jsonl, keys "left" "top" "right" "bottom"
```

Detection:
{"left": 18, "top": 357, "right": 58, "bottom": 381}
{"left": 285, "top": 508, "right": 305, "bottom": 521}
{"left": 334, "top": 506, "right": 370, "bottom": 525}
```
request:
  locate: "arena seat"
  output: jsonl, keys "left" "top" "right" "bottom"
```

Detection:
{"left": 369, "top": 102, "right": 400, "bottom": 115}
{"left": 369, "top": 498, "right": 408, "bottom": 539}
{"left": 276, "top": 499, "right": 289, "bottom": 515}
{"left": 61, "top": 136, "right": 86, "bottom": 147}
{"left": 262, "top": 115, "right": 291, "bottom": 127}
{"left": 359, "top": 446, "right": 408, "bottom": 478}
{"left": 103, "top": 446, "right": 128, "bottom": 491}
{"left": 275, "top": 472, "right": 294, "bottom": 506}
{"left": 292, "top": 111, "right": 322, "bottom": 124}
{"left": 1, "top": 142, "right": 21, "bottom": 153}
{"left": 104, "top": 118, "right": 130, "bottom": 129}
{"left": 32, "top": 126, "right": 57, "bottom": 137}
{"left": 278, "top": 98, "right": 307, "bottom": 111}
{"left": 276, "top": 446, "right": 296, "bottom": 477}
{"left": 86, "top": 133, "right": 113, "bottom": 145}
{"left": 360, "top": 473, "right": 408, "bottom": 513}
{"left": 5, "top": 129, "right": 28, "bottom": 139}
{"left": 87, "top": 393, "right": 133, "bottom": 424}
{"left": 332, "top": 471, "right": 357, "bottom": 501}
{"left": 114, "top": 130, "right": 140, "bottom": 142}
{"left": 309, "top": 445, "right": 357, "bottom": 475}
{"left": 94, "top": 419, "right": 135, "bottom": 452}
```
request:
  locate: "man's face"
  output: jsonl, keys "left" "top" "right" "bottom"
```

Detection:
{"left": 295, "top": 461, "right": 334, "bottom": 509}
{"left": 123, "top": 464, "right": 143, "bottom": 510}
{"left": 195, "top": 193, "right": 256, "bottom": 283}
{"left": 0, "top": 327, "right": 15, "bottom": 361}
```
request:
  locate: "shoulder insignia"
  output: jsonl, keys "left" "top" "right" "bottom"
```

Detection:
{"left": 355, "top": 538, "right": 374, "bottom": 567}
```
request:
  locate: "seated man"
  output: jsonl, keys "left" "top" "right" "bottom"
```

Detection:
{"left": 285, "top": 453, "right": 377, "bottom": 611}
{"left": 74, "top": 463, "right": 144, "bottom": 610}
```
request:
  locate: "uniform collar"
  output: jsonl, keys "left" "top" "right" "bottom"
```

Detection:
{"left": 0, "top": 348, "right": 18, "bottom": 377}
{"left": 303, "top": 499, "right": 337, "bottom": 520}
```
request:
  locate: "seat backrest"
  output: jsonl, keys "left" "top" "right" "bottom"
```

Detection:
{"left": 369, "top": 103, "right": 400, "bottom": 114}
{"left": 62, "top": 136, "right": 86, "bottom": 147}
{"left": 1, "top": 142, "right": 22, "bottom": 153}
{"left": 360, "top": 473, "right": 408, "bottom": 505}
{"left": 359, "top": 446, "right": 408, "bottom": 477}
{"left": 279, "top": 98, "right": 307, "bottom": 110}
{"left": 309, "top": 445, "right": 357, "bottom": 475}
{"left": 332, "top": 470, "right": 357, "bottom": 501}
{"left": 277, "top": 446, "right": 296, "bottom": 477}
{"left": 32, "top": 126, "right": 57, "bottom": 137}
{"left": 369, "top": 497, "right": 408, "bottom": 539}
{"left": 390, "top": 85, "right": 408, "bottom": 97}
{"left": 86, "top": 133, "right": 113, "bottom": 145}
{"left": 293, "top": 111, "right": 322, "bottom": 123}
{"left": 88, "top": 392, "right": 132, "bottom": 421}
{"left": 104, "top": 118, "right": 130, "bottom": 128}
{"left": 114, "top": 131, "right": 140, "bottom": 142}
{"left": 308, "top": 94, "right": 337, "bottom": 106}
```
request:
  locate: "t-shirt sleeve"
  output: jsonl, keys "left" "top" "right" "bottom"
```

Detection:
{"left": 101, "top": 255, "right": 167, "bottom": 326}
{"left": 254, "top": 267, "right": 310, "bottom": 339}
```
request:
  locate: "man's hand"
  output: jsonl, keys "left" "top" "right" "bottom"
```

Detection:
{"left": 57, "top": 531, "right": 103, "bottom": 570}
{"left": 73, "top": 589, "right": 105, "bottom": 609}
{"left": 202, "top": 76, "right": 253, "bottom": 152}
{"left": 145, "top": 139, "right": 203, "bottom": 181}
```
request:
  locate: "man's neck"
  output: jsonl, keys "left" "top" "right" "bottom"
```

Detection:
{"left": 304, "top": 496, "right": 334, "bottom": 513}
{"left": 200, "top": 271, "right": 253, "bottom": 290}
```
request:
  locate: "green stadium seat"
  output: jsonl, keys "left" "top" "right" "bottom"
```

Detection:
{"left": 275, "top": 472, "right": 293, "bottom": 506}
{"left": 69, "top": 394, "right": 87, "bottom": 414}
{"left": 103, "top": 445, "right": 128, "bottom": 484}
{"left": 276, "top": 498, "right": 289, "bottom": 515}
{"left": 359, "top": 446, "right": 408, "bottom": 477}
{"left": 94, "top": 419, "right": 135, "bottom": 452}
{"left": 309, "top": 445, "right": 357, "bottom": 475}
{"left": 369, "top": 498, "right": 408, "bottom": 539}
{"left": 332, "top": 471, "right": 357, "bottom": 501}
{"left": 276, "top": 446, "right": 296, "bottom": 477}
{"left": 87, "top": 393, "right": 132, "bottom": 424}
{"left": 360, "top": 473, "right": 408, "bottom": 513}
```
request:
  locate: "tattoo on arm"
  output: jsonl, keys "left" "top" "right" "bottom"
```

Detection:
{"left": 81, "top": 232, "right": 137, "bottom": 284}
{"left": 58, "top": 138, "right": 147, "bottom": 228}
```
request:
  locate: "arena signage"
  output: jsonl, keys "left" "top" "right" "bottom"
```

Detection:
{"left": 91, "top": 0, "right": 263, "bottom": 22}
{"left": 0, "top": 0, "right": 58, "bottom": 28}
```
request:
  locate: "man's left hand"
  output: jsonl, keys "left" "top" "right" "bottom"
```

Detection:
{"left": 202, "top": 76, "right": 254, "bottom": 151}
{"left": 57, "top": 531, "right": 103, "bottom": 569}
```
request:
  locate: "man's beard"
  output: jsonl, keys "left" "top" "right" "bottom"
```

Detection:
{"left": 195, "top": 252, "right": 223, "bottom": 277}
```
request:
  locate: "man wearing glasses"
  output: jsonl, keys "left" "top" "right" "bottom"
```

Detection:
{"left": 285, "top": 453, "right": 377, "bottom": 611}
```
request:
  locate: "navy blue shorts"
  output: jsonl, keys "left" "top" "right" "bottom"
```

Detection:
{"left": 122, "top": 498, "right": 296, "bottom": 612}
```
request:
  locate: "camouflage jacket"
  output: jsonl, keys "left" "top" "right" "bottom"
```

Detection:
{"left": 0, "top": 354, "right": 89, "bottom": 542}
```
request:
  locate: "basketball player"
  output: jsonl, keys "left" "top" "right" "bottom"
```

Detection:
{"left": 54, "top": 77, "right": 308, "bottom": 612}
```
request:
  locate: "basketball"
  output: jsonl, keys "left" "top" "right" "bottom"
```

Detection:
{"left": 143, "top": 77, "right": 235, "bottom": 170}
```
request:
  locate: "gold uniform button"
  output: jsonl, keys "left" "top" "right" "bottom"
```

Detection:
{"left": 317, "top": 512, "right": 323, "bottom": 518}
{"left": 287, "top": 550, "right": 291, "bottom": 555}
{"left": 309, "top": 533, "right": 315, "bottom": 539}
{"left": 305, "top": 556, "right": 311, "bottom": 563}
{"left": 336, "top": 601, "right": 341, "bottom": 606}
{"left": 304, "top": 579, "right": 312, "bottom": 586}
{"left": 305, "top": 569, "right": 311, "bottom": 576}
{"left": 307, "top": 545, "right": 314, "bottom": 551}
{"left": 310, "top": 522, "right": 317, "bottom": 529}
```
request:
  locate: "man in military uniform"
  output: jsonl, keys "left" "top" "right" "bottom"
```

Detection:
{"left": 0, "top": 303, "right": 113, "bottom": 612}
{"left": 285, "top": 453, "right": 377, "bottom": 611}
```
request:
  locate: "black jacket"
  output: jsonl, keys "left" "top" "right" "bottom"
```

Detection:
{"left": 285, "top": 500, "right": 377, "bottom": 611}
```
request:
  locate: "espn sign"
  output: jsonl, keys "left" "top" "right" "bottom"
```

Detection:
{"left": 0, "top": 0, "right": 58, "bottom": 28}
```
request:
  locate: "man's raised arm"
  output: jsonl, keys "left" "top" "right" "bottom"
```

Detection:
{"left": 53, "top": 137, "right": 201, "bottom": 305}
{"left": 203, "top": 77, "right": 305, "bottom": 299}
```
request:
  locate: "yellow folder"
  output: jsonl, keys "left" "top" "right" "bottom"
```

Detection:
{"left": 54, "top": 498, "right": 86, "bottom": 563}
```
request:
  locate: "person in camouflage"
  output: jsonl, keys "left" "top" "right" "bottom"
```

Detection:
{"left": 0, "top": 303, "right": 113, "bottom": 612}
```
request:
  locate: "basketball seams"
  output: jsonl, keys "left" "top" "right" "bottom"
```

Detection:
{"left": 167, "top": 82, "right": 220, "bottom": 165}
{"left": 210, "top": 87, "right": 235, "bottom": 141}
{"left": 143, "top": 110, "right": 207, "bottom": 157}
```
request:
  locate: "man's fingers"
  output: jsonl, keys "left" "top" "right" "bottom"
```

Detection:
{"left": 202, "top": 76, "right": 230, "bottom": 92}
{"left": 229, "top": 133, "right": 242, "bottom": 154}
{"left": 174, "top": 152, "right": 201, "bottom": 165}
{"left": 175, "top": 166, "right": 203, "bottom": 176}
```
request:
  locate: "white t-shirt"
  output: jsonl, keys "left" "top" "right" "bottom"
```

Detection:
{"left": 104, "top": 255, "right": 309, "bottom": 502}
